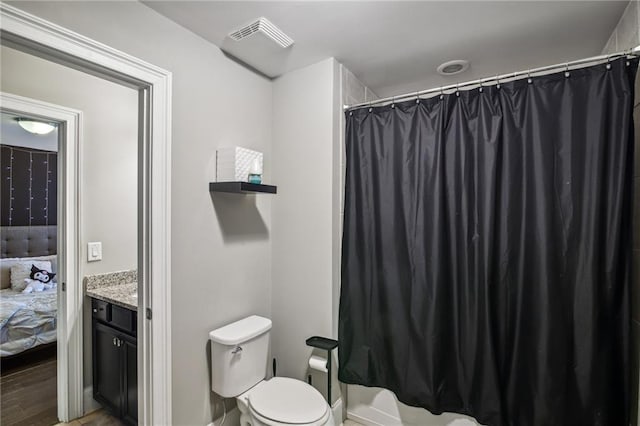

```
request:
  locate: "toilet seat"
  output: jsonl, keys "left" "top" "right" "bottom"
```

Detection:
{"left": 247, "top": 377, "right": 329, "bottom": 425}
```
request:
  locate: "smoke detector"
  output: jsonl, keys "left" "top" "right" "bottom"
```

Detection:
{"left": 222, "top": 17, "right": 294, "bottom": 77}
{"left": 437, "top": 60, "right": 470, "bottom": 76}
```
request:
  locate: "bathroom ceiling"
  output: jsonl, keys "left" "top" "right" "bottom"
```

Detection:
{"left": 145, "top": 1, "right": 629, "bottom": 98}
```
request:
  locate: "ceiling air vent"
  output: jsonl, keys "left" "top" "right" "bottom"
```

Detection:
{"left": 222, "top": 17, "right": 294, "bottom": 78}
{"left": 228, "top": 17, "right": 294, "bottom": 49}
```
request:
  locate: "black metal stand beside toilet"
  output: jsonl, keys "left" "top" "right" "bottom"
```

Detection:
{"left": 305, "top": 336, "right": 339, "bottom": 405}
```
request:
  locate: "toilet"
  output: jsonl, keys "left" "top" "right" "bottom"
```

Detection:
{"left": 209, "top": 315, "right": 335, "bottom": 426}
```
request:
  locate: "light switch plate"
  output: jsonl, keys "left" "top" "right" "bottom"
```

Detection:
{"left": 87, "top": 242, "right": 102, "bottom": 262}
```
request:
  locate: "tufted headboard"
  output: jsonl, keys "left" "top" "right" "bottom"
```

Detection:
{"left": 1, "top": 226, "right": 57, "bottom": 259}
{"left": 0, "top": 226, "right": 57, "bottom": 289}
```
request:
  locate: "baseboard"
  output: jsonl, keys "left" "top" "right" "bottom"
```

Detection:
{"left": 332, "top": 397, "right": 344, "bottom": 424}
{"left": 207, "top": 407, "right": 240, "bottom": 426}
{"left": 347, "top": 410, "right": 388, "bottom": 426}
{"left": 83, "top": 386, "right": 102, "bottom": 415}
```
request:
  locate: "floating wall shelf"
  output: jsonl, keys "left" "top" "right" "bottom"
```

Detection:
{"left": 209, "top": 181, "right": 277, "bottom": 194}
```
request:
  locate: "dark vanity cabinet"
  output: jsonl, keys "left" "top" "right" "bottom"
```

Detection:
{"left": 92, "top": 299, "right": 138, "bottom": 425}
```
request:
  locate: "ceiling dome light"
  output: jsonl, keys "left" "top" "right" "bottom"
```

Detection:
{"left": 437, "top": 59, "right": 470, "bottom": 76}
{"left": 16, "top": 118, "right": 57, "bottom": 135}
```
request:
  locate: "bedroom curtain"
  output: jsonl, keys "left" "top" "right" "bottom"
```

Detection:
{"left": 338, "top": 58, "right": 637, "bottom": 426}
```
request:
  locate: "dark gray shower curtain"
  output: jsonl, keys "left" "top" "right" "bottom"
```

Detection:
{"left": 338, "top": 58, "right": 637, "bottom": 426}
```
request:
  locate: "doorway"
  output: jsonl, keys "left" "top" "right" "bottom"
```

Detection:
{"left": 1, "top": 3, "right": 172, "bottom": 424}
{"left": 0, "top": 93, "right": 82, "bottom": 423}
{"left": 0, "top": 110, "right": 60, "bottom": 425}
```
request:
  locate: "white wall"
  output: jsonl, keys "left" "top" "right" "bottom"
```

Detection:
{"left": 271, "top": 58, "right": 338, "bottom": 383}
{"left": 1, "top": 45, "right": 139, "bottom": 391}
{"left": 5, "top": 2, "right": 274, "bottom": 424}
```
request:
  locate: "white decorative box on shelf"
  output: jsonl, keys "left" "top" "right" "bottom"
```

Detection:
{"left": 216, "top": 146, "right": 263, "bottom": 182}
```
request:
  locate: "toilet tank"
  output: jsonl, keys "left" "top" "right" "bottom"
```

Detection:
{"left": 209, "top": 315, "right": 272, "bottom": 397}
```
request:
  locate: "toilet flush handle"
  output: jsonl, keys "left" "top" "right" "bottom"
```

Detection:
{"left": 231, "top": 345, "right": 243, "bottom": 355}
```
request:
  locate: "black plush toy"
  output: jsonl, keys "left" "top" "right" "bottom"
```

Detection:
{"left": 30, "top": 265, "right": 55, "bottom": 283}
{"left": 22, "top": 265, "right": 56, "bottom": 293}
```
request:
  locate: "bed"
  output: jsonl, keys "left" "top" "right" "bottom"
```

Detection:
{"left": 0, "top": 225, "right": 58, "bottom": 357}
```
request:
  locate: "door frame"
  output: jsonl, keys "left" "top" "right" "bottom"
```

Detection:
{"left": 0, "top": 4, "right": 173, "bottom": 424}
{"left": 0, "top": 92, "right": 83, "bottom": 422}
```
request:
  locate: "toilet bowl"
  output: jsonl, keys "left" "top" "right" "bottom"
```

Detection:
{"left": 209, "top": 316, "right": 335, "bottom": 426}
{"left": 236, "top": 377, "right": 334, "bottom": 426}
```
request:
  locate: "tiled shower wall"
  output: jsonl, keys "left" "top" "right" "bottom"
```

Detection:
{"left": 603, "top": 0, "right": 640, "bottom": 54}
{"left": 605, "top": 2, "right": 640, "bottom": 424}
{"left": 334, "top": 65, "right": 378, "bottom": 337}
{"left": 338, "top": 52, "right": 640, "bottom": 423}
{"left": 336, "top": 66, "right": 483, "bottom": 425}
{"left": 633, "top": 71, "right": 640, "bottom": 426}
{"left": 338, "top": 65, "right": 378, "bottom": 221}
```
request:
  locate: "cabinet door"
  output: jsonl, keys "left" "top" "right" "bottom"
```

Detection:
{"left": 122, "top": 333, "right": 138, "bottom": 425}
{"left": 94, "top": 322, "right": 122, "bottom": 413}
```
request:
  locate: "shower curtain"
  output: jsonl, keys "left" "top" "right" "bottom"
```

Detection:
{"left": 338, "top": 58, "right": 637, "bottom": 426}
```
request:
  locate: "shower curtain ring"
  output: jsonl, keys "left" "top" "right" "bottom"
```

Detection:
{"left": 391, "top": 96, "right": 395, "bottom": 108}
{"left": 455, "top": 82, "right": 460, "bottom": 97}
{"left": 416, "top": 91, "right": 420, "bottom": 104}
{"left": 527, "top": 70, "right": 532, "bottom": 84}
{"left": 496, "top": 75, "right": 501, "bottom": 89}
{"left": 439, "top": 87, "right": 444, "bottom": 100}
{"left": 606, "top": 55, "right": 612, "bottom": 70}
{"left": 479, "top": 78, "right": 485, "bottom": 93}
{"left": 565, "top": 63, "right": 570, "bottom": 78}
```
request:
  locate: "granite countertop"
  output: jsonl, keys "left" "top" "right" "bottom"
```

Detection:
{"left": 85, "top": 270, "right": 138, "bottom": 311}
{"left": 86, "top": 282, "right": 137, "bottom": 311}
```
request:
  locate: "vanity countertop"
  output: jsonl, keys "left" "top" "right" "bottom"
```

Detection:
{"left": 86, "top": 282, "right": 137, "bottom": 311}
{"left": 84, "top": 269, "right": 138, "bottom": 311}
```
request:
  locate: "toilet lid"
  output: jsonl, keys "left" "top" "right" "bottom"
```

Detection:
{"left": 248, "top": 377, "right": 327, "bottom": 424}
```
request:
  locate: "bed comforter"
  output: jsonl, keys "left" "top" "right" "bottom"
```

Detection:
{"left": 0, "top": 288, "right": 57, "bottom": 356}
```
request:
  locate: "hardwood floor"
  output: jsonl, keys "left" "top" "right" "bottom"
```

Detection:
{"left": 1, "top": 348, "right": 123, "bottom": 426}
{"left": 56, "top": 409, "right": 124, "bottom": 426}
{"left": 1, "top": 351, "right": 58, "bottom": 426}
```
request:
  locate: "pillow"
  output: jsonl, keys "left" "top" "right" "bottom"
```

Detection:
{"left": 1, "top": 255, "right": 57, "bottom": 290}
{"left": 10, "top": 260, "right": 52, "bottom": 292}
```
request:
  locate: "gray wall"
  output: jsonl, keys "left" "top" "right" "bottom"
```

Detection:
{"left": 5, "top": 2, "right": 273, "bottom": 424}
{"left": 271, "top": 58, "right": 338, "bottom": 382}
{"left": 1, "top": 46, "right": 138, "bottom": 277}
{"left": 1, "top": 45, "right": 138, "bottom": 390}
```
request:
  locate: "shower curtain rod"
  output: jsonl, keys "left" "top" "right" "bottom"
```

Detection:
{"left": 344, "top": 46, "right": 640, "bottom": 110}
